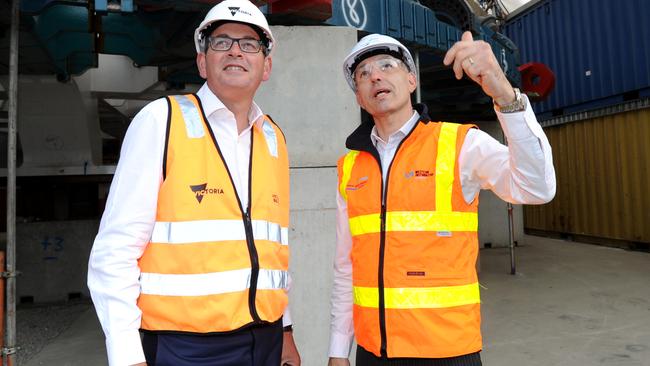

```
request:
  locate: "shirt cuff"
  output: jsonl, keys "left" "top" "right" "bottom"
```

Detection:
{"left": 495, "top": 94, "right": 539, "bottom": 142}
{"left": 106, "top": 329, "right": 146, "bottom": 366}
{"left": 282, "top": 308, "right": 292, "bottom": 327}
{"left": 328, "top": 330, "right": 354, "bottom": 358}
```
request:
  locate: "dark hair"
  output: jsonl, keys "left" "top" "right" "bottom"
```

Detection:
{"left": 201, "top": 20, "right": 270, "bottom": 55}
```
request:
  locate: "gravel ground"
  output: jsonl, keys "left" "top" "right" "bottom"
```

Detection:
{"left": 15, "top": 299, "right": 93, "bottom": 365}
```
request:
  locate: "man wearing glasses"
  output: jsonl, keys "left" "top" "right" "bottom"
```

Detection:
{"left": 88, "top": 0, "right": 300, "bottom": 365}
{"left": 328, "top": 33, "right": 556, "bottom": 365}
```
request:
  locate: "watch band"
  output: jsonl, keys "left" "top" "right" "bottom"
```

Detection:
{"left": 283, "top": 324, "right": 293, "bottom": 332}
{"left": 495, "top": 87, "right": 527, "bottom": 113}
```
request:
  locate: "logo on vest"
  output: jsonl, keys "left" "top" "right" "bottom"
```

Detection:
{"left": 407, "top": 271, "right": 426, "bottom": 277}
{"left": 404, "top": 170, "right": 434, "bottom": 179}
{"left": 272, "top": 194, "right": 280, "bottom": 204}
{"left": 346, "top": 176, "right": 368, "bottom": 191}
{"left": 190, "top": 183, "right": 224, "bottom": 203}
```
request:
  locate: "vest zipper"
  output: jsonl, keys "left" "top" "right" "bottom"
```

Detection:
{"left": 194, "top": 98, "right": 262, "bottom": 325}
{"left": 245, "top": 131, "right": 261, "bottom": 323}
{"left": 378, "top": 157, "right": 389, "bottom": 358}
{"left": 244, "top": 209, "right": 262, "bottom": 323}
{"left": 377, "top": 131, "right": 414, "bottom": 358}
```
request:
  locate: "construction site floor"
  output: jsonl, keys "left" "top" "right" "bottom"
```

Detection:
{"left": 20, "top": 235, "right": 650, "bottom": 366}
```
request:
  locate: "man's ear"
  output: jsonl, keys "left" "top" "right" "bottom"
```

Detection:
{"left": 407, "top": 72, "right": 417, "bottom": 93}
{"left": 197, "top": 53, "right": 207, "bottom": 79}
{"left": 262, "top": 56, "right": 273, "bottom": 82}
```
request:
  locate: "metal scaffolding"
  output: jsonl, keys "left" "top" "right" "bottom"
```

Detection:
{"left": 3, "top": 0, "right": 20, "bottom": 364}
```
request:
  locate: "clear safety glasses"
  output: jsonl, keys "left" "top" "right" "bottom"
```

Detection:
{"left": 354, "top": 57, "right": 405, "bottom": 82}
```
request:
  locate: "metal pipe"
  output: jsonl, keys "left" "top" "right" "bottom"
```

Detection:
{"left": 507, "top": 202, "right": 516, "bottom": 275}
{"left": 502, "top": 131, "right": 516, "bottom": 275}
{"left": 4, "top": 0, "right": 20, "bottom": 364}
{"left": 414, "top": 49, "right": 421, "bottom": 103}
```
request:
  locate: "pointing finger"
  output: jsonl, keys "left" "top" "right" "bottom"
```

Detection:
{"left": 461, "top": 31, "right": 473, "bottom": 42}
{"left": 443, "top": 44, "right": 457, "bottom": 66}
{"left": 444, "top": 31, "right": 475, "bottom": 66}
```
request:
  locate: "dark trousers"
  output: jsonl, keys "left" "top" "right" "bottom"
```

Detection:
{"left": 142, "top": 320, "right": 283, "bottom": 366}
{"left": 356, "top": 346, "right": 482, "bottom": 366}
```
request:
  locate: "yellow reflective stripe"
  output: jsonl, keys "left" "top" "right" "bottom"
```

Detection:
{"left": 435, "top": 123, "right": 459, "bottom": 212}
{"left": 353, "top": 282, "right": 480, "bottom": 309}
{"left": 348, "top": 211, "right": 478, "bottom": 236}
{"left": 339, "top": 150, "right": 360, "bottom": 201}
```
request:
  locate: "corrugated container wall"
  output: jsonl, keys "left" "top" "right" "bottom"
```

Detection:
{"left": 524, "top": 107, "right": 650, "bottom": 244}
{"left": 504, "top": 0, "right": 650, "bottom": 117}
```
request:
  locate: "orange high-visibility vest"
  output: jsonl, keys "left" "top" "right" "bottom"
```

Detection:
{"left": 338, "top": 120, "right": 480, "bottom": 358}
{"left": 138, "top": 94, "right": 290, "bottom": 333}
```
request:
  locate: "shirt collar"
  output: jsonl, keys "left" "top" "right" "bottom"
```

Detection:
{"left": 370, "top": 110, "right": 420, "bottom": 147}
{"left": 196, "top": 83, "right": 264, "bottom": 127}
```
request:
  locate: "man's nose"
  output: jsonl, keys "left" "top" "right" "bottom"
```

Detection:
{"left": 369, "top": 67, "right": 383, "bottom": 81}
{"left": 227, "top": 41, "right": 244, "bottom": 56}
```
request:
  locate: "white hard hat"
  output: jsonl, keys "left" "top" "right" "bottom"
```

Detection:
{"left": 342, "top": 33, "right": 416, "bottom": 91}
{"left": 194, "top": 0, "right": 275, "bottom": 55}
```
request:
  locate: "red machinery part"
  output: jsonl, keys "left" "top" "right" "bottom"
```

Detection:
{"left": 267, "top": 0, "right": 332, "bottom": 20}
{"left": 518, "top": 62, "right": 556, "bottom": 101}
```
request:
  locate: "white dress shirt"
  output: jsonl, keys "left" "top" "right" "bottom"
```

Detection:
{"left": 87, "top": 83, "right": 292, "bottom": 366}
{"left": 328, "top": 97, "right": 556, "bottom": 358}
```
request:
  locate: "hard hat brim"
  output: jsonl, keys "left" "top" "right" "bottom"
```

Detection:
{"left": 198, "top": 20, "right": 272, "bottom": 54}
{"left": 342, "top": 39, "right": 417, "bottom": 91}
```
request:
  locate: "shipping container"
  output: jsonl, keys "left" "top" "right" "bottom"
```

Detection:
{"left": 525, "top": 105, "right": 650, "bottom": 246}
{"left": 504, "top": 0, "right": 650, "bottom": 118}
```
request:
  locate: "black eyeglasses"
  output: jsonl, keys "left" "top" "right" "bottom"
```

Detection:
{"left": 205, "top": 36, "right": 265, "bottom": 54}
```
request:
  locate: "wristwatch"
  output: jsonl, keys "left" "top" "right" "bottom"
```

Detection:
{"left": 283, "top": 324, "right": 293, "bottom": 332}
{"left": 494, "top": 87, "right": 527, "bottom": 113}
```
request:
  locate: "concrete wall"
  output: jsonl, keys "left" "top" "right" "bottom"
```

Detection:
{"left": 288, "top": 167, "right": 340, "bottom": 362}
{"left": 256, "top": 26, "right": 359, "bottom": 167}
{"left": 255, "top": 26, "right": 359, "bottom": 364}
{"left": 16, "top": 220, "right": 97, "bottom": 303}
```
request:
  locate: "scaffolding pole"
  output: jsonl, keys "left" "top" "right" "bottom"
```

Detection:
{"left": 4, "top": 0, "right": 20, "bottom": 364}
{"left": 414, "top": 49, "right": 421, "bottom": 103}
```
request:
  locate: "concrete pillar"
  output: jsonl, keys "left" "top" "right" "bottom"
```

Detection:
{"left": 255, "top": 26, "right": 359, "bottom": 364}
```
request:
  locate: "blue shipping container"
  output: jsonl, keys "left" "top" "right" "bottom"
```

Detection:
{"left": 504, "top": 0, "right": 650, "bottom": 116}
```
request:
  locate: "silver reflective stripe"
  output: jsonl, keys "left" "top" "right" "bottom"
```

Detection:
{"left": 262, "top": 120, "right": 278, "bottom": 157}
{"left": 250, "top": 220, "right": 289, "bottom": 246}
{"left": 151, "top": 219, "right": 289, "bottom": 245}
{"left": 175, "top": 95, "right": 204, "bottom": 138}
{"left": 257, "top": 268, "right": 289, "bottom": 291}
{"left": 140, "top": 269, "right": 288, "bottom": 296}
